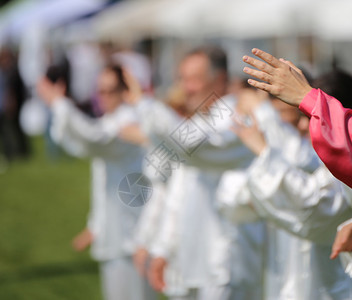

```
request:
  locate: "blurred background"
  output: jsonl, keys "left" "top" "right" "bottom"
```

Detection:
{"left": 1, "top": 0, "right": 352, "bottom": 299}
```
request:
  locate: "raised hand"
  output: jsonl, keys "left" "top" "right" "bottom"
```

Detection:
{"left": 232, "top": 112, "right": 267, "bottom": 156}
{"left": 243, "top": 48, "right": 312, "bottom": 107}
{"left": 37, "top": 77, "right": 66, "bottom": 106}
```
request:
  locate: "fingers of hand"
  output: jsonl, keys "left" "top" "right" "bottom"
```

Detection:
{"left": 331, "top": 239, "right": 346, "bottom": 258}
{"left": 330, "top": 248, "right": 340, "bottom": 259}
{"left": 148, "top": 260, "right": 165, "bottom": 291}
{"left": 330, "top": 228, "right": 352, "bottom": 259}
{"left": 251, "top": 48, "right": 282, "bottom": 68}
{"left": 152, "top": 271, "right": 164, "bottom": 291}
{"left": 247, "top": 79, "right": 274, "bottom": 94}
{"left": 243, "top": 55, "right": 274, "bottom": 74}
{"left": 243, "top": 67, "right": 273, "bottom": 84}
{"left": 280, "top": 58, "right": 295, "bottom": 71}
{"left": 279, "top": 58, "right": 304, "bottom": 76}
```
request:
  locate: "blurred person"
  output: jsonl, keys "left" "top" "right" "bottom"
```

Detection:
{"left": 144, "top": 46, "right": 265, "bottom": 300}
{"left": 243, "top": 48, "right": 352, "bottom": 265}
{"left": 101, "top": 49, "right": 174, "bottom": 290}
{"left": 243, "top": 48, "right": 352, "bottom": 189}
{"left": 217, "top": 78, "right": 319, "bottom": 224}
{"left": 224, "top": 74, "right": 352, "bottom": 299}
{"left": 310, "top": 71, "right": 352, "bottom": 273}
{"left": 37, "top": 65, "right": 156, "bottom": 300}
{"left": 0, "top": 47, "right": 30, "bottom": 164}
{"left": 132, "top": 85, "right": 186, "bottom": 276}
{"left": 133, "top": 85, "right": 195, "bottom": 299}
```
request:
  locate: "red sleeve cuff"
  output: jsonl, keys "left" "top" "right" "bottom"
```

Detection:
{"left": 299, "top": 88, "right": 319, "bottom": 118}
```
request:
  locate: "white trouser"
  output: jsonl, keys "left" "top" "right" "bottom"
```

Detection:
{"left": 100, "top": 257, "right": 157, "bottom": 300}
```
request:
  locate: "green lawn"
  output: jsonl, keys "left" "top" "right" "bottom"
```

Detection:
{"left": 0, "top": 137, "right": 104, "bottom": 300}
{"left": 0, "top": 137, "right": 166, "bottom": 300}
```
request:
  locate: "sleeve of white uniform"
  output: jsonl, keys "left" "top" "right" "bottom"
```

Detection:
{"left": 133, "top": 182, "right": 167, "bottom": 250}
{"left": 51, "top": 97, "right": 131, "bottom": 158}
{"left": 216, "top": 169, "right": 261, "bottom": 224}
{"left": 51, "top": 98, "right": 89, "bottom": 157}
{"left": 52, "top": 97, "right": 120, "bottom": 142}
{"left": 149, "top": 166, "right": 185, "bottom": 259}
{"left": 247, "top": 147, "right": 352, "bottom": 245}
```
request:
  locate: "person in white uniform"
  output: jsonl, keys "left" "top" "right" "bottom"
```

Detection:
{"left": 133, "top": 95, "right": 185, "bottom": 285}
{"left": 144, "top": 47, "right": 266, "bottom": 300}
{"left": 222, "top": 77, "right": 352, "bottom": 300}
{"left": 37, "top": 65, "right": 156, "bottom": 300}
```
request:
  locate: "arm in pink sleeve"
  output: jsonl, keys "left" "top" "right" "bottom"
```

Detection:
{"left": 299, "top": 88, "right": 352, "bottom": 187}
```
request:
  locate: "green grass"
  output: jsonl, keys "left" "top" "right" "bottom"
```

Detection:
{"left": 0, "top": 137, "right": 101, "bottom": 300}
{"left": 0, "top": 137, "right": 166, "bottom": 300}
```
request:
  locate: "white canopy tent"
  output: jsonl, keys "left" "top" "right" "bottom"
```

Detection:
{"left": 0, "top": 0, "right": 42, "bottom": 45}
{"left": 94, "top": 0, "right": 163, "bottom": 41}
{"left": 94, "top": 0, "right": 314, "bottom": 40}
{"left": 93, "top": 0, "right": 352, "bottom": 41}
{"left": 4, "top": 0, "right": 106, "bottom": 42}
{"left": 312, "top": 0, "right": 352, "bottom": 41}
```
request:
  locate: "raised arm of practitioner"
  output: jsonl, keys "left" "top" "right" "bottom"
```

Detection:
{"left": 243, "top": 48, "right": 352, "bottom": 188}
{"left": 37, "top": 67, "right": 147, "bottom": 158}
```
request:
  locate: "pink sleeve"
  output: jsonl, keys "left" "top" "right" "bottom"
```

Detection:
{"left": 299, "top": 88, "right": 352, "bottom": 188}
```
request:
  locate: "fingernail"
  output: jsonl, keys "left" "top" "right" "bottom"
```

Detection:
{"left": 252, "top": 48, "right": 258, "bottom": 54}
{"left": 243, "top": 56, "right": 248, "bottom": 61}
{"left": 243, "top": 67, "right": 248, "bottom": 72}
{"left": 248, "top": 79, "right": 253, "bottom": 84}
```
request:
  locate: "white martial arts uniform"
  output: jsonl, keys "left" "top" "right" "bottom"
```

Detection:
{"left": 134, "top": 98, "right": 194, "bottom": 297}
{"left": 133, "top": 98, "right": 190, "bottom": 296}
{"left": 217, "top": 100, "right": 320, "bottom": 300}
{"left": 217, "top": 100, "right": 320, "bottom": 225}
{"left": 218, "top": 101, "right": 352, "bottom": 299}
{"left": 50, "top": 97, "right": 156, "bottom": 300}
{"left": 248, "top": 150, "right": 352, "bottom": 300}
{"left": 144, "top": 95, "right": 266, "bottom": 300}
{"left": 133, "top": 97, "right": 185, "bottom": 251}
{"left": 133, "top": 99, "right": 180, "bottom": 251}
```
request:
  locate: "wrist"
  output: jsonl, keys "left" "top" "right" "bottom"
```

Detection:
{"left": 296, "top": 86, "right": 313, "bottom": 107}
{"left": 253, "top": 142, "right": 266, "bottom": 156}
